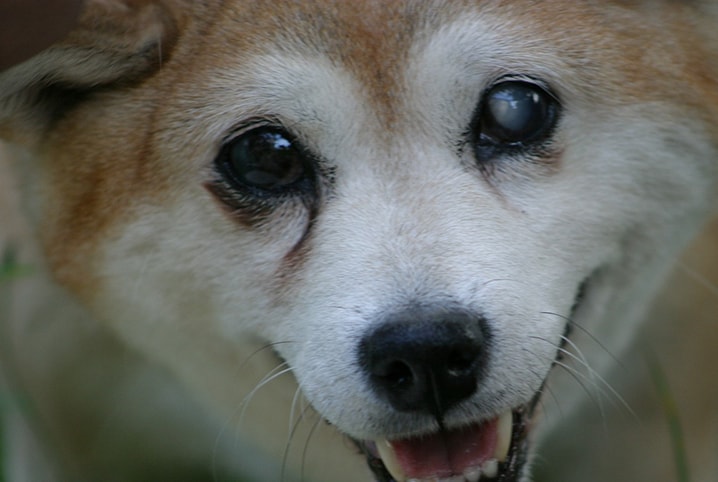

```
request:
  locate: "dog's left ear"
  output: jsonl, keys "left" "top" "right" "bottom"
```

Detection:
{"left": 0, "top": 0, "right": 184, "bottom": 145}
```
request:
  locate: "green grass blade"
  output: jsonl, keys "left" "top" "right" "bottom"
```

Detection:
{"left": 645, "top": 350, "right": 691, "bottom": 482}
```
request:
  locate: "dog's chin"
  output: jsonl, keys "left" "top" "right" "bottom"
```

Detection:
{"left": 353, "top": 401, "right": 535, "bottom": 482}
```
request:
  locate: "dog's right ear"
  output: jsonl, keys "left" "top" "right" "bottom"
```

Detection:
{"left": 0, "top": 0, "right": 183, "bottom": 145}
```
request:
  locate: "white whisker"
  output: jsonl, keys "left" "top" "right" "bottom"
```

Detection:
{"left": 523, "top": 344, "right": 608, "bottom": 426}
{"left": 301, "top": 415, "right": 323, "bottom": 481}
{"left": 281, "top": 403, "right": 314, "bottom": 481}
{"left": 527, "top": 365, "right": 562, "bottom": 417}
{"left": 677, "top": 261, "right": 718, "bottom": 296}
{"left": 556, "top": 335, "right": 635, "bottom": 418}
{"left": 540, "top": 311, "right": 623, "bottom": 367}
{"left": 528, "top": 334, "right": 636, "bottom": 426}
{"left": 288, "top": 385, "right": 304, "bottom": 439}
{"left": 238, "top": 362, "right": 294, "bottom": 428}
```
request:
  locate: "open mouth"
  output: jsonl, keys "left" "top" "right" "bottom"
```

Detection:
{"left": 356, "top": 405, "right": 533, "bottom": 482}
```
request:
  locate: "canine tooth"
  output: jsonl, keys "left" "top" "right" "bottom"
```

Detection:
{"left": 463, "top": 467, "right": 482, "bottom": 482}
{"left": 481, "top": 459, "right": 499, "bottom": 478}
{"left": 494, "top": 411, "right": 513, "bottom": 462}
{"left": 376, "top": 438, "right": 408, "bottom": 482}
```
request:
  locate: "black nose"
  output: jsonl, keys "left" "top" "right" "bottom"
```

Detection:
{"left": 358, "top": 307, "right": 489, "bottom": 418}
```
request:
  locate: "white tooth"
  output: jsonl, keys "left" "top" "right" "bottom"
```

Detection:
{"left": 481, "top": 459, "right": 499, "bottom": 478}
{"left": 494, "top": 411, "right": 513, "bottom": 462}
{"left": 463, "top": 467, "right": 482, "bottom": 482}
{"left": 376, "top": 438, "right": 408, "bottom": 482}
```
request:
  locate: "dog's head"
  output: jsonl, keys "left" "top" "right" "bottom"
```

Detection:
{"left": 2, "top": 1, "right": 717, "bottom": 480}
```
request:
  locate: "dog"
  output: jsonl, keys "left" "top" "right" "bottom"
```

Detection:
{"left": 1, "top": 1, "right": 717, "bottom": 481}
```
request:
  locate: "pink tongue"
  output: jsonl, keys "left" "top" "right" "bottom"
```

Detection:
{"left": 390, "top": 418, "right": 498, "bottom": 479}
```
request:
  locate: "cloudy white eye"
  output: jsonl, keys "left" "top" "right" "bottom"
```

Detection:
{"left": 217, "top": 126, "right": 314, "bottom": 196}
{"left": 473, "top": 80, "right": 559, "bottom": 155}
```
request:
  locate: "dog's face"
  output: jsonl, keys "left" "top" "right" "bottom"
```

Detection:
{"left": 2, "top": 1, "right": 717, "bottom": 481}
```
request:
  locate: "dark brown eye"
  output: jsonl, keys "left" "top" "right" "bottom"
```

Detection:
{"left": 474, "top": 80, "right": 558, "bottom": 148}
{"left": 219, "top": 127, "right": 311, "bottom": 194}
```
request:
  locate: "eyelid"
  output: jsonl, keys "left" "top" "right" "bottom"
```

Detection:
{"left": 222, "top": 118, "right": 283, "bottom": 145}
{"left": 486, "top": 75, "right": 561, "bottom": 105}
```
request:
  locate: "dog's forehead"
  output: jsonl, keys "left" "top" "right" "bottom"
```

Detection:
{"left": 184, "top": 0, "right": 689, "bottom": 136}
{"left": 181, "top": 1, "right": 553, "bottom": 149}
{"left": 191, "top": 0, "right": 428, "bottom": 130}
{"left": 194, "top": 0, "right": 716, "bottom": 98}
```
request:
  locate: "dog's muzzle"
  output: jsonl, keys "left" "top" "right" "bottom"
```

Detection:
{"left": 347, "top": 272, "right": 596, "bottom": 482}
{"left": 353, "top": 306, "right": 534, "bottom": 482}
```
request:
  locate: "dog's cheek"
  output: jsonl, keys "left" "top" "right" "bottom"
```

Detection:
{"left": 36, "top": 120, "right": 164, "bottom": 303}
{"left": 32, "top": 88, "right": 203, "bottom": 312}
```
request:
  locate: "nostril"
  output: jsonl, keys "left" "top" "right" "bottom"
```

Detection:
{"left": 375, "top": 359, "right": 414, "bottom": 387}
{"left": 446, "top": 348, "right": 478, "bottom": 377}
